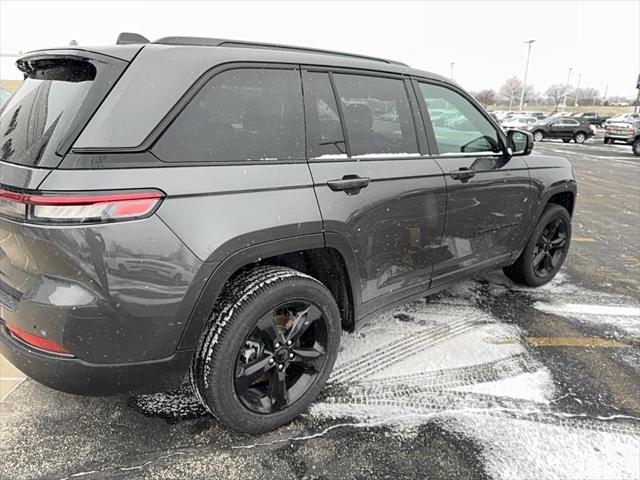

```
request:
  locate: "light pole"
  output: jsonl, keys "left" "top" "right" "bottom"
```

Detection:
{"left": 574, "top": 73, "right": 582, "bottom": 107}
{"left": 561, "top": 67, "right": 573, "bottom": 111}
{"left": 518, "top": 39, "right": 535, "bottom": 113}
{"left": 450, "top": 62, "right": 455, "bottom": 81}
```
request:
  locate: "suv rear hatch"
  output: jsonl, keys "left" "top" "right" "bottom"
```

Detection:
{"left": 0, "top": 48, "right": 134, "bottom": 172}
{"left": 0, "top": 47, "right": 136, "bottom": 352}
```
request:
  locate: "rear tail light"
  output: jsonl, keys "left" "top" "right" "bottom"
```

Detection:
{"left": 6, "top": 324, "right": 72, "bottom": 355}
{"left": 0, "top": 189, "right": 164, "bottom": 224}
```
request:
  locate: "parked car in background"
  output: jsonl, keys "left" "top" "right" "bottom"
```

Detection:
{"left": 528, "top": 111, "right": 548, "bottom": 121}
{"left": 494, "top": 111, "right": 515, "bottom": 124}
{"left": 0, "top": 33, "right": 576, "bottom": 433}
{"left": 571, "top": 112, "right": 609, "bottom": 127}
{"left": 501, "top": 115, "right": 538, "bottom": 129}
{"left": 0, "top": 88, "right": 11, "bottom": 108}
{"left": 604, "top": 112, "right": 640, "bottom": 126}
{"left": 527, "top": 117, "right": 594, "bottom": 143}
{"left": 604, "top": 120, "right": 640, "bottom": 145}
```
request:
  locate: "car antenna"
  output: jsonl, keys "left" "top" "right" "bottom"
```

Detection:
{"left": 116, "top": 32, "right": 150, "bottom": 45}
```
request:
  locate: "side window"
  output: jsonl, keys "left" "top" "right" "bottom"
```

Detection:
{"left": 155, "top": 68, "right": 304, "bottom": 162}
{"left": 418, "top": 82, "right": 500, "bottom": 154}
{"left": 302, "top": 72, "right": 346, "bottom": 158}
{"left": 332, "top": 74, "right": 418, "bottom": 156}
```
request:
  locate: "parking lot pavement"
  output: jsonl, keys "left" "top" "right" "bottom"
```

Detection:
{"left": 1, "top": 138, "right": 639, "bottom": 480}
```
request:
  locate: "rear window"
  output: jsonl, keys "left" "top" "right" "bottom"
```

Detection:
{"left": 0, "top": 59, "right": 98, "bottom": 167}
{"left": 154, "top": 68, "right": 305, "bottom": 163}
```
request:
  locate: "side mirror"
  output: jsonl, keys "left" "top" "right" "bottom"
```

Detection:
{"left": 506, "top": 129, "right": 533, "bottom": 156}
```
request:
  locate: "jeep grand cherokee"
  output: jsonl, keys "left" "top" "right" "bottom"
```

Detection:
{"left": 0, "top": 33, "right": 576, "bottom": 432}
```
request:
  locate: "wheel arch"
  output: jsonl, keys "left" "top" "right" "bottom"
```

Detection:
{"left": 177, "top": 234, "right": 360, "bottom": 351}
{"left": 512, "top": 180, "right": 576, "bottom": 260}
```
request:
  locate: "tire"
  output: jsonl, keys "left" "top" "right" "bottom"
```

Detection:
{"left": 533, "top": 131, "right": 544, "bottom": 142}
{"left": 633, "top": 138, "right": 640, "bottom": 156}
{"left": 562, "top": 139, "right": 570, "bottom": 143}
{"left": 191, "top": 266, "right": 341, "bottom": 433}
{"left": 503, "top": 204, "right": 572, "bottom": 287}
{"left": 574, "top": 132, "right": 586, "bottom": 144}
{"left": 604, "top": 137, "right": 610, "bottom": 144}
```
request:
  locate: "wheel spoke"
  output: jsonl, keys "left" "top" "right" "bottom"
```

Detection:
{"left": 291, "top": 346, "right": 326, "bottom": 371}
{"left": 236, "top": 356, "right": 272, "bottom": 393}
{"left": 286, "top": 305, "right": 322, "bottom": 343}
{"left": 533, "top": 250, "right": 546, "bottom": 268}
{"left": 268, "top": 368, "right": 288, "bottom": 410}
{"left": 550, "top": 249, "right": 563, "bottom": 268}
{"left": 254, "top": 312, "right": 284, "bottom": 349}
{"left": 551, "top": 234, "right": 566, "bottom": 248}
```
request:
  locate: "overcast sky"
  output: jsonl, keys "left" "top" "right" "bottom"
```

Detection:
{"left": 1, "top": 0, "right": 638, "bottom": 97}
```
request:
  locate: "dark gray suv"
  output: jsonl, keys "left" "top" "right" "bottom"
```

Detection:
{"left": 0, "top": 34, "right": 576, "bottom": 432}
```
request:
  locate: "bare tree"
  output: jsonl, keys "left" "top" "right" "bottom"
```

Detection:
{"left": 545, "top": 84, "right": 567, "bottom": 112}
{"left": 499, "top": 77, "right": 522, "bottom": 110}
{"left": 475, "top": 89, "right": 496, "bottom": 108}
{"left": 576, "top": 87, "right": 600, "bottom": 106}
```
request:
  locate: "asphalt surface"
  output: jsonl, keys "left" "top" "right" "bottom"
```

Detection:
{"left": 1, "top": 133, "right": 639, "bottom": 480}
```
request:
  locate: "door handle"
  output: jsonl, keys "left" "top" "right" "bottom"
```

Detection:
{"left": 449, "top": 168, "right": 476, "bottom": 182}
{"left": 327, "top": 175, "right": 370, "bottom": 194}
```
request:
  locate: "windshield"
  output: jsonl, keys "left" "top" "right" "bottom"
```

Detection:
{"left": 0, "top": 59, "right": 100, "bottom": 167}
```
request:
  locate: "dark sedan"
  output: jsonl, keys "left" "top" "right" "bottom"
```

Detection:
{"left": 526, "top": 117, "right": 595, "bottom": 143}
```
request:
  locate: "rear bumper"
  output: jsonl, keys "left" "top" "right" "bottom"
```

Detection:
{"left": 604, "top": 133, "right": 634, "bottom": 143}
{"left": 0, "top": 323, "right": 192, "bottom": 395}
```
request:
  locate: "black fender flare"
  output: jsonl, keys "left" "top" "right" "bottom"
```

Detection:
{"left": 177, "top": 232, "right": 362, "bottom": 350}
{"left": 514, "top": 179, "right": 577, "bottom": 259}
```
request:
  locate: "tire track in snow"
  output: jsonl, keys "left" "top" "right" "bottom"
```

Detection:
{"left": 345, "top": 352, "right": 542, "bottom": 390}
{"left": 315, "top": 391, "right": 640, "bottom": 436}
{"left": 329, "top": 314, "right": 491, "bottom": 384}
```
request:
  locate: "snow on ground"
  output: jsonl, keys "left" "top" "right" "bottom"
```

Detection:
{"left": 134, "top": 272, "right": 640, "bottom": 478}
{"left": 311, "top": 274, "right": 640, "bottom": 479}
{"left": 442, "top": 414, "right": 640, "bottom": 480}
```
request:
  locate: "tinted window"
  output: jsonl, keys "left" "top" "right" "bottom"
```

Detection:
{"left": 302, "top": 72, "right": 346, "bottom": 158}
{"left": 155, "top": 68, "right": 304, "bottom": 162}
{"left": 418, "top": 82, "right": 500, "bottom": 154}
{"left": 0, "top": 60, "right": 96, "bottom": 167}
{"left": 333, "top": 74, "right": 418, "bottom": 156}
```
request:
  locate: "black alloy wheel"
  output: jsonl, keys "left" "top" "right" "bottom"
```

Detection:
{"left": 234, "top": 301, "right": 328, "bottom": 414}
{"left": 503, "top": 204, "right": 572, "bottom": 287}
{"left": 191, "top": 266, "right": 341, "bottom": 433}
{"left": 532, "top": 217, "right": 568, "bottom": 279}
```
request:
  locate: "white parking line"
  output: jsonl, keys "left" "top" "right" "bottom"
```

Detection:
{"left": 534, "top": 303, "right": 640, "bottom": 317}
{"left": 0, "top": 377, "right": 25, "bottom": 403}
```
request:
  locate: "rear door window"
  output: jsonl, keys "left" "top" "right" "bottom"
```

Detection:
{"left": 332, "top": 74, "right": 418, "bottom": 156}
{"left": 0, "top": 58, "right": 110, "bottom": 167}
{"left": 154, "top": 68, "right": 305, "bottom": 163}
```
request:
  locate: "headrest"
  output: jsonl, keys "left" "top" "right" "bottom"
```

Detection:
{"left": 344, "top": 103, "right": 374, "bottom": 134}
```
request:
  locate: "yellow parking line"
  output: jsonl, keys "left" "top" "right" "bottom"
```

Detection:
{"left": 572, "top": 237, "right": 596, "bottom": 242}
{"left": 526, "top": 337, "right": 631, "bottom": 348}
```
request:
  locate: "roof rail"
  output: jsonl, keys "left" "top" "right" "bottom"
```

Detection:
{"left": 153, "top": 36, "right": 408, "bottom": 66}
{"left": 116, "top": 32, "right": 150, "bottom": 45}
